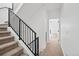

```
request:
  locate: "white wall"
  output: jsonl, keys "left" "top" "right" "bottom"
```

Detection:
{"left": 0, "top": 8, "right": 8, "bottom": 24}
{"left": 0, "top": 3, "right": 23, "bottom": 24}
{"left": 61, "top": 3, "right": 79, "bottom": 56}
{"left": 0, "top": 3, "right": 12, "bottom": 23}
{"left": 17, "top": 3, "right": 47, "bottom": 52}
{"left": 13, "top": 3, "right": 23, "bottom": 13}
{"left": 47, "top": 9, "right": 61, "bottom": 19}
{"left": 0, "top": 3, "right": 12, "bottom": 8}
{"left": 45, "top": 3, "right": 62, "bottom": 19}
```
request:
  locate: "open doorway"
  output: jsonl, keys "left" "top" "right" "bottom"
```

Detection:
{"left": 48, "top": 18, "right": 59, "bottom": 42}
{"left": 39, "top": 18, "right": 64, "bottom": 56}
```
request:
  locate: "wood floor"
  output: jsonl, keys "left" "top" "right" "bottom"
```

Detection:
{"left": 40, "top": 36, "right": 64, "bottom": 56}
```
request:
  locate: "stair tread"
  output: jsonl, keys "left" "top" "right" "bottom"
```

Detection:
{"left": 21, "top": 53, "right": 29, "bottom": 56}
{"left": 2, "top": 47, "right": 23, "bottom": 56}
{"left": 0, "top": 26, "right": 7, "bottom": 28}
{"left": 0, "top": 41, "right": 17, "bottom": 50}
{"left": 0, "top": 31, "right": 10, "bottom": 33}
{"left": 4, "top": 21, "right": 8, "bottom": 23}
{"left": 0, "top": 24, "right": 8, "bottom": 26}
{"left": 0, "top": 36, "right": 14, "bottom": 40}
{"left": 0, "top": 23, "right": 23, "bottom": 56}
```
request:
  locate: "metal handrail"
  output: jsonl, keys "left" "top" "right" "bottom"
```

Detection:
{"left": 8, "top": 8, "right": 39, "bottom": 56}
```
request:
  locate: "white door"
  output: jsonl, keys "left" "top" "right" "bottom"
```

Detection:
{"left": 49, "top": 18, "right": 59, "bottom": 41}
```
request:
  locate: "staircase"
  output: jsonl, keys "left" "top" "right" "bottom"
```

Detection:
{"left": 0, "top": 23, "right": 23, "bottom": 56}
{"left": 0, "top": 7, "right": 39, "bottom": 56}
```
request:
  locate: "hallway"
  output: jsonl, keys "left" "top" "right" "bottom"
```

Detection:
{"left": 40, "top": 39, "right": 64, "bottom": 56}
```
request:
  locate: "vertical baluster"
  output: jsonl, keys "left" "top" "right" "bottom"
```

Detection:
{"left": 33, "top": 32, "right": 35, "bottom": 53}
{"left": 19, "top": 19, "right": 21, "bottom": 40}
{"left": 32, "top": 32, "right": 33, "bottom": 41}
{"left": 26, "top": 26, "right": 27, "bottom": 44}
{"left": 29, "top": 29, "right": 31, "bottom": 50}
{"left": 25, "top": 25, "right": 26, "bottom": 43}
{"left": 37, "top": 37, "right": 39, "bottom": 56}
{"left": 28, "top": 29, "right": 30, "bottom": 43}
{"left": 32, "top": 32, "right": 34, "bottom": 53}
{"left": 28, "top": 28, "right": 30, "bottom": 49}
{"left": 31, "top": 32, "right": 33, "bottom": 52}
{"left": 24, "top": 24, "right": 25, "bottom": 42}
{"left": 27, "top": 27, "right": 28, "bottom": 44}
{"left": 21, "top": 21, "right": 22, "bottom": 39}
{"left": 23, "top": 23, "right": 24, "bottom": 42}
{"left": 35, "top": 33, "right": 36, "bottom": 56}
{"left": 20, "top": 21, "right": 22, "bottom": 39}
{"left": 8, "top": 8, "right": 10, "bottom": 27}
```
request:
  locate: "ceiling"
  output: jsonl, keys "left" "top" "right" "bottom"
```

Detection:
{"left": 44, "top": 3, "right": 63, "bottom": 11}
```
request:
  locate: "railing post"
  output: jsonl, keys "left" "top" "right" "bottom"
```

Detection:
{"left": 8, "top": 8, "right": 10, "bottom": 27}
{"left": 19, "top": 19, "right": 21, "bottom": 40}
{"left": 35, "top": 33, "right": 36, "bottom": 56}
{"left": 37, "top": 37, "right": 39, "bottom": 56}
{"left": 12, "top": 3, "right": 14, "bottom": 10}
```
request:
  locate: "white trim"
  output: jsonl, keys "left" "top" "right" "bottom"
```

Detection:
{"left": 60, "top": 44, "right": 65, "bottom": 56}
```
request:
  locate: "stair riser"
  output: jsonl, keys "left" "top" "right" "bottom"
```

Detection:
{"left": 0, "top": 28, "right": 7, "bottom": 31}
{"left": 0, "top": 32, "right": 11, "bottom": 37}
{"left": 4, "top": 21, "right": 8, "bottom": 24}
{"left": 12, "top": 49, "right": 23, "bottom": 56}
{"left": 0, "top": 23, "right": 23, "bottom": 56}
{"left": 0, "top": 24, "right": 8, "bottom": 27}
{"left": 0, "top": 43, "right": 18, "bottom": 55}
{"left": 0, "top": 37, "right": 14, "bottom": 45}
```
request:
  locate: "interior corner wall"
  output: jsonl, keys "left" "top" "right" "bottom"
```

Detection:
{"left": 61, "top": 3, "right": 79, "bottom": 56}
{"left": 30, "top": 8, "right": 47, "bottom": 52}
{"left": 16, "top": 4, "right": 47, "bottom": 52}
{"left": 13, "top": 3, "right": 23, "bottom": 13}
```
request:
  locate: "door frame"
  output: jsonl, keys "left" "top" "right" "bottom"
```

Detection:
{"left": 47, "top": 18, "right": 61, "bottom": 44}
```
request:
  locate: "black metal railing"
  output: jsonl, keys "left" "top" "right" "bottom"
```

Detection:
{"left": 8, "top": 8, "right": 39, "bottom": 56}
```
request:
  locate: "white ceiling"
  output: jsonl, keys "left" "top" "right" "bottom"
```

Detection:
{"left": 44, "top": 3, "right": 63, "bottom": 11}
{"left": 43, "top": 3, "right": 63, "bottom": 18}
{"left": 18, "top": 3, "right": 63, "bottom": 19}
